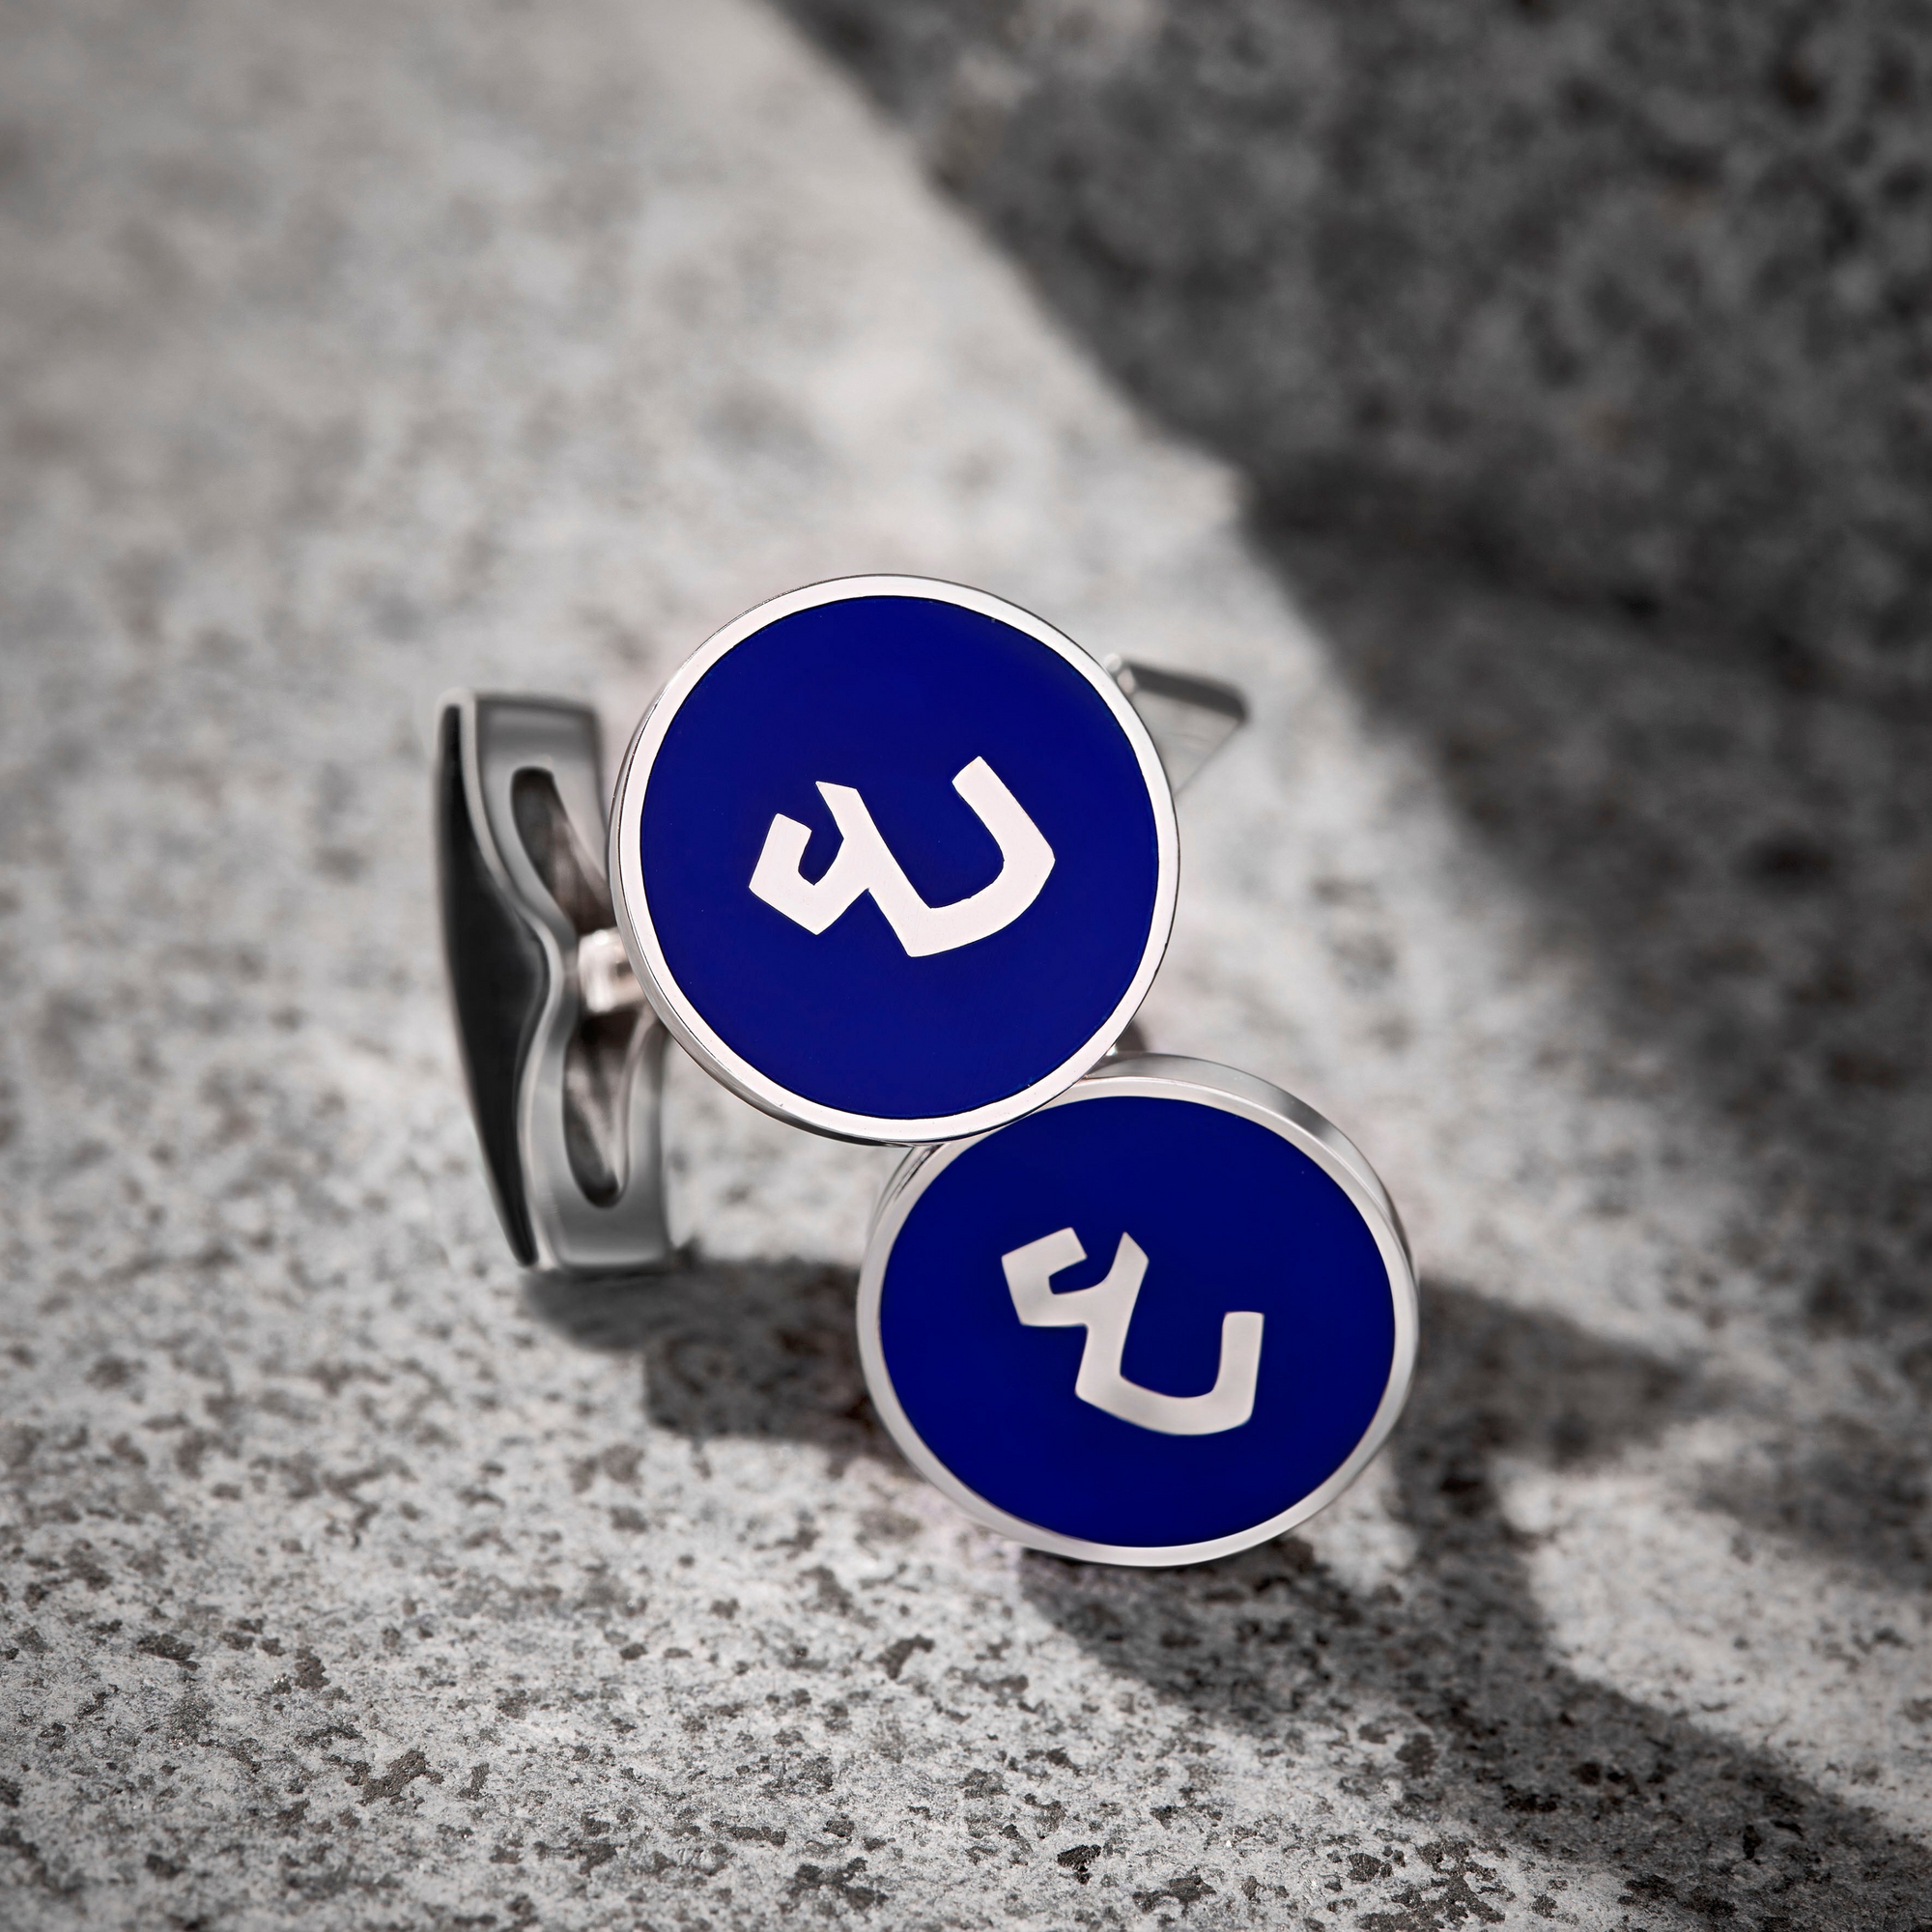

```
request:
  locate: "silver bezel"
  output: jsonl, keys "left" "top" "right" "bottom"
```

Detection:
{"left": 608, "top": 576, "right": 1180, "bottom": 1144}
{"left": 856, "top": 1054, "right": 1420, "bottom": 1567}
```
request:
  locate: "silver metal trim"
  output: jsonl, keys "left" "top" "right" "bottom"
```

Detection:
{"left": 578, "top": 926, "right": 646, "bottom": 1017}
{"left": 1105, "top": 658, "right": 1247, "bottom": 792}
{"left": 855, "top": 1054, "right": 1420, "bottom": 1568}
{"left": 607, "top": 576, "right": 1183, "bottom": 1146}
{"left": 437, "top": 691, "right": 676, "bottom": 1275}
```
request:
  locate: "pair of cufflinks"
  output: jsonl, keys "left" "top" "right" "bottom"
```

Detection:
{"left": 437, "top": 577, "right": 1417, "bottom": 1567}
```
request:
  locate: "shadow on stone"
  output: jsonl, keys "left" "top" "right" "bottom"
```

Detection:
{"left": 1020, "top": 1281, "right": 1932, "bottom": 1926}
{"left": 779, "top": 0, "right": 1932, "bottom": 701}
{"left": 1696, "top": 1423, "right": 1932, "bottom": 1596}
{"left": 527, "top": 1254, "right": 1931, "bottom": 1918}
{"left": 523, "top": 1257, "right": 881, "bottom": 1463}
{"left": 1266, "top": 526, "right": 1932, "bottom": 1548}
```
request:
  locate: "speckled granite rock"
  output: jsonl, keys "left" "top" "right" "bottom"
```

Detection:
{"left": 2, "top": 1, "right": 1930, "bottom": 1927}
{"left": 779, "top": 0, "right": 1932, "bottom": 704}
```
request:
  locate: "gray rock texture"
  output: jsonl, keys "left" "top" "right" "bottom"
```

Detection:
{"left": 3, "top": 0, "right": 1931, "bottom": 1927}
{"left": 779, "top": 0, "right": 1932, "bottom": 702}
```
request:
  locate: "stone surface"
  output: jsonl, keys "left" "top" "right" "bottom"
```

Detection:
{"left": 780, "top": 0, "right": 1932, "bottom": 704}
{"left": 2, "top": 1, "right": 1930, "bottom": 1927}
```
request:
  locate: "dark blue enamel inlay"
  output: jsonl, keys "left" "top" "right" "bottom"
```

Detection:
{"left": 639, "top": 595, "right": 1160, "bottom": 1121}
{"left": 878, "top": 1094, "right": 1397, "bottom": 1549}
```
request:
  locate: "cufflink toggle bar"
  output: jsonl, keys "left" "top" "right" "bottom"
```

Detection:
{"left": 437, "top": 691, "right": 673, "bottom": 1274}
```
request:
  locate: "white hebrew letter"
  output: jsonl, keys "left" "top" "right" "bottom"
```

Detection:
{"left": 749, "top": 757, "right": 1053, "bottom": 957}
{"left": 1002, "top": 1229, "right": 1264, "bottom": 1436}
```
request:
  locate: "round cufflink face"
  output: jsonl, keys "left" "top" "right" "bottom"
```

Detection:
{"left": 610, "top": 578, "right": 1178, "bottom": 1142}
{"left": 858, "top": 1057, "right": 1418, "bottom": 1566}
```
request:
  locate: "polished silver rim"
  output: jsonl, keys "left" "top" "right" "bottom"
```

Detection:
{"left": 609, "top": 575, "right": 1180, "bottom": 1144}
{"left": 856, "top": 1054, "right": 1420, "bottom": 1566}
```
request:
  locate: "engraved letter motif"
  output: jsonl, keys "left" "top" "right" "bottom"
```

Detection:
{"left": 750, "top": 757, "right": 1054, "bottom": 958}
{"left": 1002, "top": 1230, "right": 1264, "bottom": 1435}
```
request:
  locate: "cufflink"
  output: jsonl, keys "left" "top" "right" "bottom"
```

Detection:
{"left": 857, "top": 1054, "right": 1418, "bottom": 1566}
{"left": 436, "top": 575, "right": 1245, "bottom": 1275}
{"left": 608, "top": 576, "right": 1212, "bottom": 1143}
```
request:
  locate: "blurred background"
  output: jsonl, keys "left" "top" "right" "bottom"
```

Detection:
{"left": 2, "top": 2, "right": 1929, "bottom": 1926}
{"left": 790, "top": 0, "right": 1932, "bottom": 704}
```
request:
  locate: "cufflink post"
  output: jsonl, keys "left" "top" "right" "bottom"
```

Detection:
{"left": 1105, "top": 659, "right": 1247, "bottom": 792}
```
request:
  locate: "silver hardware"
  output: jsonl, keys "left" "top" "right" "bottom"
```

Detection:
{"left": 578, "top": 926, "right": 647, "bottom": 1017}
{"left": 1106, "top": 658, "right": 1248, "bottom": 792}
{"left": 436, "top": 692, "right": 673, "bottom": 1275}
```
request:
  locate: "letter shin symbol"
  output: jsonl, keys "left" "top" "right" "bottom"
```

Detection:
{"left": 749, "top": 758, "right": 1053, "bottom": 956}
{"left": 1002, "top": 1229, "right": 1264, "bottom": 1435}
